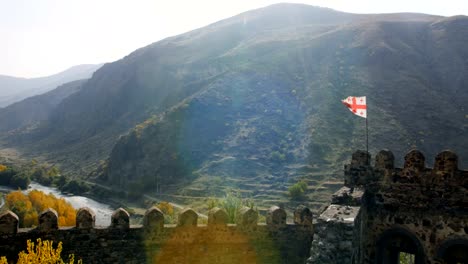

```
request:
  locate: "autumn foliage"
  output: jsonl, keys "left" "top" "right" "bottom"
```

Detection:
{"left": 0, "top": 238, "right": 81, "bottom": 264}
{"left": 5, "top": 190, "right": 76, "bottom": 227}
{"left": 0, "top": 164, "right": 7, "bottom": 172}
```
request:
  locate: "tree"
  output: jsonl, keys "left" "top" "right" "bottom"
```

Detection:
{"left": 6, "top": 190, "right": 76, "bottom": 227}
{"left": 288, "top": 180, "right": 308, "bottom": 200}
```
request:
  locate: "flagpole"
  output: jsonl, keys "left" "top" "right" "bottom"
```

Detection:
{"left": 366, "top": 117, "right": 369, "bottom": 165}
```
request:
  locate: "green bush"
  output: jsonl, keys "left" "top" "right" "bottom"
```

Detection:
{"left": 288, "top": 180, "right": 308, "bottom": 200}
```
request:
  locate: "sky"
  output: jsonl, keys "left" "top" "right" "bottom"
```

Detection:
{"left": 1, "top": 0, "right": 467, "bottom": 78}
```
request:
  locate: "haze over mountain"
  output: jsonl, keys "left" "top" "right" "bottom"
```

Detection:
{"left": 1, "top": 4, "right": 467, "bottom": 205}
{"left": 0, "top": 80, "right": 86, "bottom": 133}
{"left": 0, "top": 64, "right": 102, "bottom": 107}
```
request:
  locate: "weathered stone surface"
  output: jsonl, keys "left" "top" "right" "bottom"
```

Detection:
{"left": 331, "top": 186, "right": 363, "bottom": 206}
{"left": 375, "top": 149, "right": 394, "bottom": 170}
{"left": 0, "top": 204, "right": 314, "bottom": 264}
{"left": 38, "top": 208, "right": 58, "bottom": 231}
{"left": 294, "top": 205, "right": 312, "bottom": 226}
{"left": 404, "top": 149, "right": 425, "bottom": 170}
{"left": 0, "top": 210, "right": 19, "bottom": 234}
{"left": 307, "top": 209, "right": 356, "bottom": 264}
{"left": 266, "top": 206, "right": 286, "bottom": 227}
{"left": 434, "top": 150, "right": 458, "bottom": 173}
{"left": 319, "top": 205, "right": 360, "bottom": 224}
{"left": 178, "top": 208, "right": 198, "bottom": 227}
{"left": 208, "top": 207, "right": 228, "bottom": 226}
{"left": 236, "top": 207, "right": 258, "bottom": 227}
{"left": 340, "top": 150, "right": 468, "bottom": 264}
{"left": 111, "top": 208, "right": 130, "bottom": 229}
{"left": 143, "top": 207, "right": 164, "bottom": 231}
{"left": 76, "top": 207, "right": 95, "bottom": 229}
{"left": 351, "top": 150, "right": 370, "bottom": 166}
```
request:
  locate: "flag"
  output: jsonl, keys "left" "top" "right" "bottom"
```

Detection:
{"left": 342, "top": 96, "right": 367, "bottom": 118}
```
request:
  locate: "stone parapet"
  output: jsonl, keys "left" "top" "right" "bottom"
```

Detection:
{"left": 0, "top": 205, "right": 313, "bottom": 264}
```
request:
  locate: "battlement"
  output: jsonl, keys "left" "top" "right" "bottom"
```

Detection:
{"left": 345, "top": 149, "right": 467, "bottom": 186}
{"left": 341, "top": 150, "right": 468, "bottom": 264}
{"left": 0, "top": 205, "right": 313, "bottom": 263}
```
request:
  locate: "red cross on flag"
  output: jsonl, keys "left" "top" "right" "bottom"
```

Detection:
{"left": 342, "top": 96, "right": 367, "bottom": 118}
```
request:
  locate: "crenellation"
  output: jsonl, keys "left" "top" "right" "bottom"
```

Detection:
{"left": 345, "top": 149, "right": 467, "bottom": 188}
{"left": 207, "top": 207, "right": 228, "bottom": 226}
{"left": 76, "top": 207, "right": 95, "bottom": 229}
{"left": 351, "top": 150, "right": 370, "bottom": 166}
{"left": 110, "top": 208, "right": 130, "bottom": 229}
{"left": 0, "top": 205, "right": 314, "bottom": 263}
{"left": 38, "top": 208, "right": 58, "bottom": 232}
{"left": 0, "top": 210, "right": 19, "bottom": 235}
{"left": 374, "top": 149, "right": 394, "bottom": 170}
{"left": 236, "top": 206, "right": 258, "bottom": 228}
{"left": 143, "top": 207, "right": 164, "bottom": 231}
{"left": 266, "top": 206, "right": 286, "bottom": 227}
{"left": 434, "top": 150, "right": 458, "bottom": 173}
{"left": 177, "top": 208, "right": 198, "bottom": 227}
{"left": 310, "top": 150, "right": 467, "bottom": 263}
{"left": 293, "top": 205, "right": 313, "bottom": 227}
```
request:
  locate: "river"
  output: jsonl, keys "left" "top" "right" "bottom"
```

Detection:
{"left": 1, "top": 182, "right": 114, "bottom": 227}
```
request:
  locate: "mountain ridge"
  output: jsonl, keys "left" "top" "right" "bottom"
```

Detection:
{"left": 0, "top": 64, "right": 102, "bottom": 107}
{"left": 0, "top": 4, "right": 466, "bottom": 206}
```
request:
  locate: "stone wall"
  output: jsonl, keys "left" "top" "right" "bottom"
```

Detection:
{"left": 346, "top": 149, "right": 468, "bottom": 264}
{"left": 0, "top": 206, "right": 313, "bottom": 264}
{"left": 307, "top": 187, "right": 362, "bottom": 264}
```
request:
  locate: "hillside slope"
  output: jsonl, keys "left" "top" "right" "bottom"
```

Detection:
{"left": 2, "top": 4, "right": 467, "bottom": 206}
{"left": 0, "top": 80, "right": 86, "bottom": 132}
{"left": 0, "top": 64, "right": 102, "bottom": 107}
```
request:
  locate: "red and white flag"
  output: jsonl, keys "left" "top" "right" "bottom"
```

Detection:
{"left": 342, "top": 96, "right": 367, "bottom": 118}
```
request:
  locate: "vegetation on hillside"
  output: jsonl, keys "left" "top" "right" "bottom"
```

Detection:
{"left": 288, "top": 180, "right": 308, "bottom": 201}
{"left": 0, "top": 4, "right": 467, "bottom": 211}
{"left": 0, "top": 239, "right": 81, "bottom": 264}
{"left": 5, "top": 190, "right": 76, "bottom": 227}
{"left": 207, "top": 190, "right": 256, "bottom": 223}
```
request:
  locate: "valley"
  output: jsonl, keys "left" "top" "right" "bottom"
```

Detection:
{"left": 0, "top": 4, "right": 467, "bottom": 219}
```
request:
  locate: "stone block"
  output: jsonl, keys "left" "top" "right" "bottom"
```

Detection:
{"left": 375, "top": 149, "right": 394, "bottom": 170}
{"left": 177, "top": 208, "right": 198, "bottom": 227}
{"left": 351, "top": 150, "right": 370, "bottom": 166}
{"left": 236, "top": 206, "right": 258, "bottom": 227}
{"left": 143, "top": 207, "right": 164, "bottom": 231}
{"left": 0, "top": 210, "right": 19, "bottom": 234}
{"left": 266, "top": 206, "right": 286, "bottom": 227}
{"left": 38, "top": 208, "right": 58, "bottom": 231}
{"left": 76, "top": 207, "right": 95, "bottom": 229}
{"left": 434, "top": 150, "right": 458, "bottom": 173}
{"left": 404, "top": 149, "right": 425, "bottom": 171}
{"left": 294, "top": 205, "right": 312, "bottom": 226}
{"left": 208, "top": 207, "right": 228, "bottom": 226}
{"left": 111, "top": 208, "right": 130, "bottom": 229}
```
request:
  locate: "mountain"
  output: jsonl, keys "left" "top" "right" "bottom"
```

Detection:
{"left": 0, "top": 64, "right": 102, "bottom": 107}
{"left": 0, "top": 80, "right": 86, "bottom": 133}
{"left": 2, "top": 4, "right": 467, "bottom": 207}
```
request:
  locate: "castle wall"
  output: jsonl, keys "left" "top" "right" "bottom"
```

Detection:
{"left": 0, "top": 206, "right": 313, "bottom": 264}
{"left": 307, "top": 186, "right": 363, "bottom": 264}
{"left": 346, "top": 149, "right": 468, "bottom": 264}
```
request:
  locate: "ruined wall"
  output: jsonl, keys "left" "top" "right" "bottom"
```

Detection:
{"left": 0, "top": 206, "right": 313, "bottom": 264}
{"left": 346, "top": 150, "right": 468, "bottom": 264}
{"left": 307, "top": 187, "right": 362, "bottom": 264}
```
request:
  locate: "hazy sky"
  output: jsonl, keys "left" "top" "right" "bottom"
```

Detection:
{"left": 1, "top": 0, "right": 467, "bottom": 78}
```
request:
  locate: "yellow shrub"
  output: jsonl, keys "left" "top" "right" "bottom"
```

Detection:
{"left": 0, "top": 164, "right": 7, "bottom": 172}
{"left": 1, "top": 239, "right": 82, "bottom": 264}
